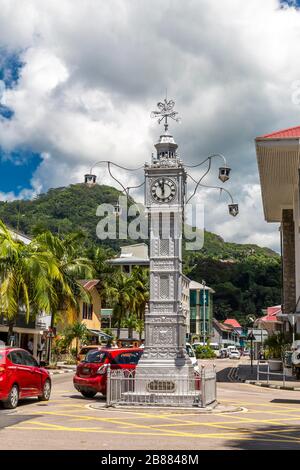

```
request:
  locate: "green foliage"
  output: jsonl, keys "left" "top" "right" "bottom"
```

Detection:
{"left": 194, "top": 345, "right": 216, "bottom": 359}
{"left": 185, "top": 238, "right": 281, "bottom": 325}
{"left": 264, "top": 333, "right": 291, "bottom": 359}
{"left": 0, "top": 184, "right": 135, "bottom": 251}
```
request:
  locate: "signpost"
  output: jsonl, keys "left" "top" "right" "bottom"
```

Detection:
{"left": 247, "top": 330, "right": 256, "bottom": 372}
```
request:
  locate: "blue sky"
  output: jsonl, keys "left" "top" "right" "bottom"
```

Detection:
{"left": 0, "top": 50, "right": 42, "bottom": 195}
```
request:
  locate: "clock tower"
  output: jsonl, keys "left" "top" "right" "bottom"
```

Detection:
{"left": 135, "top": 99, "right": 195, "bottom": 399}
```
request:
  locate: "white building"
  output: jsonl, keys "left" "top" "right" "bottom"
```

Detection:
{"left": 256, "top": 125, "right": 300, "bottom": 335}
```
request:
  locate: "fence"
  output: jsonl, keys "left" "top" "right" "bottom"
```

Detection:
{"left": 106, "top": 364, "right": 217, "bottom": 408}
{"left": 256, "top": 361, "right": 293, "bottom": 387}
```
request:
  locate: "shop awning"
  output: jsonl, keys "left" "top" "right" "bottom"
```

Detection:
{"left": 87, "top": 329, "right": 113, "bottom": 340}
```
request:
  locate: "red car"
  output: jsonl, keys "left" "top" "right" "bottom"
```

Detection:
{"left": 73, "top": 347, "right": 143, "bottom": 398}
{"left": 0, "top": 347, "right": 51, "bottom": 409}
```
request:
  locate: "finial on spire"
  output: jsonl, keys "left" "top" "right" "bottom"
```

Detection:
{"left": 150, "top": 97, "right": 181, "bottom": 133}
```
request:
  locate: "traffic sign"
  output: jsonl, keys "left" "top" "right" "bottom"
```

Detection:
{"left": 247, "top": 331, "right": 256, "bottom": 341}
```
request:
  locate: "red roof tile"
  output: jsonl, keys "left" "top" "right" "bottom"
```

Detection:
{"left": 224, "top": 319, "right": 242, "bottom": 328}
{"left": 257, "top": 126, "right": 300, "bottom": 140}
{"left": 79, "top": 279, "right": 100, "bottom": 291}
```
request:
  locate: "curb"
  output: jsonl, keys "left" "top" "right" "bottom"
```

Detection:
{"left": 245, "top": 380, "right": 300, "bottom": 391}
{"left": 87, "top": 402, "right": 244, "bottom": 414}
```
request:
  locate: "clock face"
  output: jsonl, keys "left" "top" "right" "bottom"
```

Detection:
{"left": 151, "top": 178, "right": 177, "bottom": 203}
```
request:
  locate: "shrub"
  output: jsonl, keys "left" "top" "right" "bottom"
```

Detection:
{"left": 264, "top": 333, "right": 291, "bottom": 359}
{"left": 195, "top": 345, "right": 216, "bottom": 359}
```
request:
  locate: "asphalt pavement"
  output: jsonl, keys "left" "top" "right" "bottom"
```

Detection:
{"left": 1, "top": 359, "right": 300, "bottom": 450}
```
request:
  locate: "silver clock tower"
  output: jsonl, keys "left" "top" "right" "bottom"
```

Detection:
{"left": 135, "top": 99, "right": 195, "bottom": 399}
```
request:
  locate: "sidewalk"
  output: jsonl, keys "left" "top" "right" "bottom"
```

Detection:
{"left": 47, "top": 363, "right": 77, "bottom": 376}
{"left": 238, "top": 363, "right": 300, "bottom": 391}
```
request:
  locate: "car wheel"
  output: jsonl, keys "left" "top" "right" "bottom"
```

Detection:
{"left": 38, "top": 379, "right": 51, "bottom": 401}
{"left": 80, "top": 390, "right": 97, "bottom": 398}
{"left": 3, "top": 384, "right": 19, "bottom": 409}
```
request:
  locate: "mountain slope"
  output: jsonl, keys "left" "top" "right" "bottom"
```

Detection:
{"left": 0, "top": 183, "right": 281, "bottom": 323}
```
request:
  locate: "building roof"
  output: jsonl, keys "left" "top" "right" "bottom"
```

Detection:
{"left": 7, "top": 226, "right": 32, "bottom": 245}
{"left": 110, "top": 257, "right": 149, "bottom": 266}
{"left": 109, "top": 243, "right": 150, "bottom": 266}
{"left": 255, "top": 305, "right": 282, "bottom": 324}
{"left": 213, "top": 318, "right": 236, "bottom": 333}
{"left": 189, "top": 280, "right": 215, "bottom": 293}
{"left": 79, "top": 279, "right": 100, "bottom": 291}
{"left": 257, "top": 126, "right": 300, "bottom": 140}
{"left": 224, "top": 319, "right": 242, "bottom": 329}
{"left": 255, "top": 128, "right": 300, "bottom": 222}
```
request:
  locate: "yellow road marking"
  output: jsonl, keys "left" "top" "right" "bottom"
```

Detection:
{"left": 8, "top": 424, "right": 300, "bottom": 443}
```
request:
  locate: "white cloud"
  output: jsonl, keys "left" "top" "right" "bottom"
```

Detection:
{"left": 0, "top": 0, "right": 299, "bottom": 251}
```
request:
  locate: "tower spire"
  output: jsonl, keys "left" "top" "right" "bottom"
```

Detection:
{"left": 150, "top": 97, "right": 180, "bottom": 134}
{"left": 151, "top": 97, "right": 181, "bottom": 163}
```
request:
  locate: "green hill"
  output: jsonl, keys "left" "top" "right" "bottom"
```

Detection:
{"left": 0, "top": 183, "right": 281, "bottom": 323}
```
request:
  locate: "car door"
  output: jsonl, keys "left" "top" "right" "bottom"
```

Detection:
{"left": 7, "top": 350, "right": 29, "bottom": 396}
{"left": 20, "top": 350, "right": 42, "bottom": 395}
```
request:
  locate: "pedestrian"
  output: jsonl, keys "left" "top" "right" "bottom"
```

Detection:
{"left": 27, "top": 337, "right": 34, "bottom": 355}
{"left": 37, "top": 338, "right": 45, "bottom": 363}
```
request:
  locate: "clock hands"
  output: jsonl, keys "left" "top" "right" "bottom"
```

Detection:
{"left": 159, "top": 178, "right": 165, "bottom": 197}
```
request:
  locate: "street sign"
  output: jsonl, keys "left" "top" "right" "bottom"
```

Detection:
{"left": 247, "top": 331, "right": 256, "bottom": 341}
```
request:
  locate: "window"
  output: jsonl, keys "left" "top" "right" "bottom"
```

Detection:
{"left": 84, "top": 351, "right": 107, "bottom": 363}
{"left": 190, "top": 320, "right": 196, "bottom": 334}
{"left": 160, "top": 275, "right": 169, "bottom": 299}
{"left": 8, "top": 351, "right": 23, "bottom": 365}
{"left": 101, "top": 317, "right": 110, "bottom": 329}
{"left": 82, "top": 303, "right": 93, "bottom": 320}
{"left": 113, "top": 351, "right": 142, "bottom": 365}
{"left": 21, "top": 351, "right": 38, "bottom": 367}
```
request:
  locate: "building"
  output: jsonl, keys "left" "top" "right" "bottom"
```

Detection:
{"left": 255, "top": 126, "right": 300, "bottom": 335}
{"left": 0, "top": 228, "right": 51, "bottom": 356}
{"left": 210, "top": 319, "right": 240, "bottom": 348}
{"left": 109, "top": 243, "right": 149, "bottom": 274}
{"left": 224, "top": 318, "right": 243, "bottom": 336}
{"left": 189, "top": 280, "right": 214, "bottom": 340}
{"left": 254, "top": 306, "right": 283, "bottom": 336}
{"left": 56, "top": 279, "right": 108, "bottom": 345}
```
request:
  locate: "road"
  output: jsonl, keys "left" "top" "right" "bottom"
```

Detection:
{"left": 1, "top": 359, "right": 300, "bottom": 450}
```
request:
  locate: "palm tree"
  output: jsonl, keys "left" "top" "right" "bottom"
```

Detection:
{"left": 130, "top": 267, "right": 149, "bottom": 324}
{"left": 64, "top": 321, "right": 89, "bottom": 356}
{"left": 125, "top": 314, "right": 137, "bottom": 339}
{"left": 85, "top": 245, "right": 117, "bottom": 311}
{"left": 0, "top": 220, "right": 64, "bottom": 339}
{"left": 32, "top": 231, "right": 94, "bottom": 362}
{"left": 106, "top": 268, "right": 149, "bottom": 339}
{"left": 105, "top": 272, "right": 136, "bottom": 339}
{"left": 135, "top": 318, "right": 144, "bottom": 341}
{"left": 32, "top": 231, "right": 94, "bottom": 325}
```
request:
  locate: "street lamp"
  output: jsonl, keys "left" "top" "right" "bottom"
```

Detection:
{"left": 202, "top": 280, "right": 206, "bottom": 346}
{"left": 84, "top": 173, "right": 97, "bottom": 186}
{"left": 218, "top": 166, "right": 231, "bottom": 183}
{"left": 228, "top": 203, "right": 239, "bottom": 217}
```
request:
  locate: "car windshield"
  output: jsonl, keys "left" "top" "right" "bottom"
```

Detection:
{"left": 80, "top": 347, "right": 98, "bottom": 355}
{"left": 84, "top": 350, "right": 106, "bottom": 364}
{"left": 0, "top": 353, "right": 5, "bottom": 364}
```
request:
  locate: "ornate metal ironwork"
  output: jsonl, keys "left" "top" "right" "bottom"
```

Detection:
{"left": 151, "top": 98, "right": 181, "bottom": 131}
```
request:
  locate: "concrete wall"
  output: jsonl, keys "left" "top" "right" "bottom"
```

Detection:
{"left": 282, "top": 209, "right": 296, "bottom": 314}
